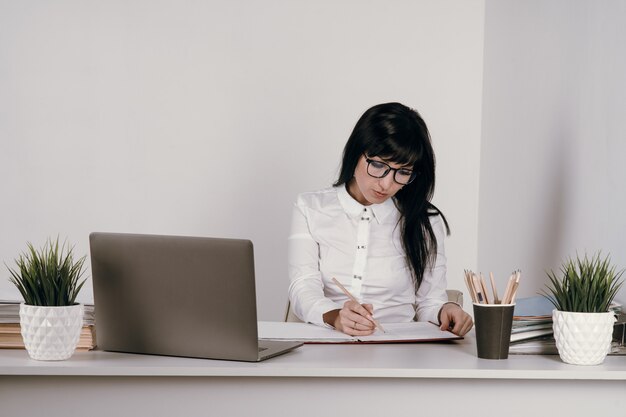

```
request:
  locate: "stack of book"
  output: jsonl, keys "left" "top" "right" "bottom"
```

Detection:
{"left": 510, "top": 296, "right": 554, "bottom": 344}
{"left": 0, "top": 300, "right": 97, "bottom": 350}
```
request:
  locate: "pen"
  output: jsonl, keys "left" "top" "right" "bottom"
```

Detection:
{"left": 331, "top": 277, "right": 386, "bottom": 333}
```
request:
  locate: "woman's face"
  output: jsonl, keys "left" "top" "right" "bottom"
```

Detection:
{"left": 347, "top": 154, "right": 411, "bottom": 206}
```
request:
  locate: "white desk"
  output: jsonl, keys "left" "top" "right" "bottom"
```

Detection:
{"left": 1, "top": 334, "right": 625, "bottom": 417}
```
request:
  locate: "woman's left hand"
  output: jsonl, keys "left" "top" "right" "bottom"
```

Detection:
{"left": 438, "top": 303, "right": 473, "bottom": 336}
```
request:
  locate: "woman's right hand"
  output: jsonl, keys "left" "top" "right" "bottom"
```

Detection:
{"left": 323, "top": 300, "right": 377, "bottom": 336}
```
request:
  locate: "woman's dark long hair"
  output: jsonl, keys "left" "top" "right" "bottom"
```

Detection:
{"left": 333, "top": 102, "right": 449, "bottom": 290}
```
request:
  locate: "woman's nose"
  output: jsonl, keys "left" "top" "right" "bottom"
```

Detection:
{"left": 379, "top": 172, "right": 395, "bottom": 189}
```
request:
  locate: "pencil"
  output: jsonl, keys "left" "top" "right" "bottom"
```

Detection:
{"left": 472, "top": 274, "right": 485, "bottom": 304}
{"left": 479, "top": 273, "right": 491, "bottom": 304}
{"left": 468, "top": 271, "right": 480, "bottom": 303}
{"left": 464, "top": 270, "right": 478, "bottom": 303}
{"left": 331, "top": 277, "right": 386, "bottom": 333}
{"left": 489, "top": 272, "right": 499, "bottom": 304}
{"left": 502, "top": 270, "right": 522, "bottom": 304}
{"left": 509, "top": 281, "right": 520, "bottom": 304}
{"left": 510, "top": 271, "right": 521, "bottom": 303}
{"left": 502, "top": 273, "right": 515, "bottom": 304}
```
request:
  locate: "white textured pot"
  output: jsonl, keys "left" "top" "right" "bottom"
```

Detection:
{"left": 552, "top": 310, "right": 616, "bottom": 365}
{"left": 19, "top": 303, "right": 84, "bottom": 361}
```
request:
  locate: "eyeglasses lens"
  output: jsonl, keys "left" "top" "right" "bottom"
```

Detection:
{"left": 366, "top": 160, "right": 415, "bottom": 185}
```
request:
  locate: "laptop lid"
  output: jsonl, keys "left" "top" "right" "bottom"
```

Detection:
{"left": 90, "top": 232, "right": 301, "bottom": 362}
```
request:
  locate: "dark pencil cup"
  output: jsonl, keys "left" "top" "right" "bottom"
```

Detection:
{"left": 473, "top": 303, "right": 515, "bottom": 359}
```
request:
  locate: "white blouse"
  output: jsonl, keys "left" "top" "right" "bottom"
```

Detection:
{"left": 288, "top": 185, "right": 448, "bottom": 326}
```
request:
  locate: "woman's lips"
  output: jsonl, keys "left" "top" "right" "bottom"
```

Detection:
{"left": 373, "top": 190, "right": 387, "bottom": 198}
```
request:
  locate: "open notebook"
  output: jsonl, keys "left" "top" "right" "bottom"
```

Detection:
{"left": 258, "top": 321, "right": 461, "bottom": 344}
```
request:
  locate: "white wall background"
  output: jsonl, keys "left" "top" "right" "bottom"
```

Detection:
{"left": 480, "top": 0, "right": 626, "bottom": 303}
{"left": 0, "top": 0, "right": 485, "bottom": 319}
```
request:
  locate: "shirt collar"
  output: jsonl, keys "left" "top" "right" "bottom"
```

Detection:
{"left": 335, "top": 184, "right": 396, "bottom": 224}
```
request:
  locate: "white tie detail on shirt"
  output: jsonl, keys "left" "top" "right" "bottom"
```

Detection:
{"left": 350, "top": 207, "right": 371, "bottom": 299}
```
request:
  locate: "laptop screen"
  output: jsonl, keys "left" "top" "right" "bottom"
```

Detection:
{"left": 90, "top": 232, "right": 261, "bottom": 361}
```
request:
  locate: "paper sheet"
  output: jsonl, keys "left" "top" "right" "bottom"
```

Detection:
{"left": 258, "top": 321, "right": 461, "bottom": 343}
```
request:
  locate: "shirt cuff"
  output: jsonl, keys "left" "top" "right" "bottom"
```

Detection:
{"left": 437, "top": 301, "right": 462, "bottom": 324}
{"left": 416, "top": 300, "right": 446, "bottom": 323}
{"left": 306, "top": 299, "right": 343, "bottom": 327}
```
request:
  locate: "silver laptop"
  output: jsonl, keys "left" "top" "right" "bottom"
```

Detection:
{"left": 89, "top": 232, "right": 302, "bottom": 362}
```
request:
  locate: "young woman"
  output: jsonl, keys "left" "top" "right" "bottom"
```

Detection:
{"left": 288, "top": 102, "right": 473, "bottom": 336}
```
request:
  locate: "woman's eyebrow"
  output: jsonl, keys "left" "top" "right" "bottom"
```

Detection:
{"left": 387, "top": 159, "right": 415, "bottom": 169}
{"left": 373, "top": 155, "right": 414, "bottom": 169}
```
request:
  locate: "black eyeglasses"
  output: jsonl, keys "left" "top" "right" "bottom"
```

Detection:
{"left": 364, "top": 155, "right": 417, "bottom": 185}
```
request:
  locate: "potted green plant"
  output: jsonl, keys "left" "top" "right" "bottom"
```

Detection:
{"left": 542, "top": 252, "right": 623, "bottom": 365}
{"left": 6, "top": 238, "right": 87, "bottom": 360}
